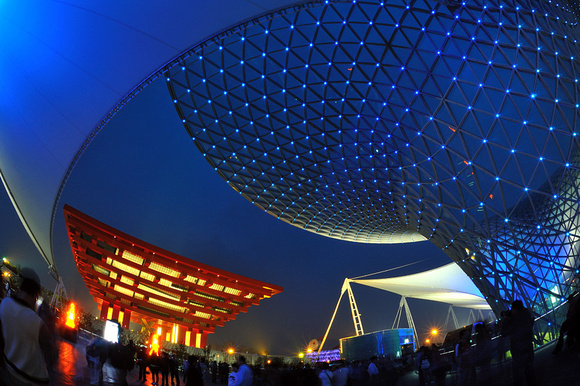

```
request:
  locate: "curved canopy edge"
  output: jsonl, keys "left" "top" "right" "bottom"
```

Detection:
{"left": 351, "top": 263, "right": 491, "bottom": 309}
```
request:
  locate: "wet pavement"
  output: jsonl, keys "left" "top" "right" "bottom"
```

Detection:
{"left": 50, "top": 336, "right": 578, "bottom": 385}
{"left": 50, "top": 335, "right": 214, "bottom": 386}
{"left": 50, "top": 335, "right": 100, "bottom": 385}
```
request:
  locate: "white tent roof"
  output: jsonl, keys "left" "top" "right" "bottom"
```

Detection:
{"left": 351, "top": 263, "right": 491, "bottom": 309}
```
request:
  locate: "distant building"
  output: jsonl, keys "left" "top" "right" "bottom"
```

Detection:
{"left": 63, "top": 204, "right": 282, "bottom": 348}
{"left": 340, "top": 328, "right": 415, "bottom": 361}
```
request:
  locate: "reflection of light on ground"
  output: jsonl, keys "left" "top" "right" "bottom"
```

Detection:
{"left": 53, "top": 338, "right": 82, "bottom": 385}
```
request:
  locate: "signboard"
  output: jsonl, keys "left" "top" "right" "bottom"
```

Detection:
{"left": 104, "top": 320, "right": 119, "bottom": 343}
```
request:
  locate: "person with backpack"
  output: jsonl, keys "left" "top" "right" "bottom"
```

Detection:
{"left": 501, "top": 300, "right": 537, "bottom": 386}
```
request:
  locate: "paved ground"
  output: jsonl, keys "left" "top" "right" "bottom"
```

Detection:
{"left": 50, "top": 336, "right": 578, "bottom": 385}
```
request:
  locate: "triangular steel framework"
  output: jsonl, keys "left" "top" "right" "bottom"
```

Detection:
{"left": 50, "top": 278, "right": 68, "bottom": 311}
{"left": 320, "top": 288, "right": 424, "bottom": 352}
{"left": 318, "top": 279, "right": 364, "bottom": 354}
{"left": 467, "top": 309, "right": 495, "bottom": 325}
{"left": 443, "top": 305, "right": 460, "bottom": 332}
{"left": 391, "top": 296, "right": 420, "bottom": 346}
{"left": 345, "top": 280, "right": 364, "bottom": 337}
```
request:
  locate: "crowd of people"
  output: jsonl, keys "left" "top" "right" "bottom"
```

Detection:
{"left": 0, "top": 267, "right": 578, "bottom": 385}
{"left": 86, "top": 339, "right": 259, "bottom": 386}
{"left": 415, "top": 300, "right": 536, "bottom": 386}
{"left": 83, "top": 343, "right": 410, "bottom": 386}
{"left": 182, "top": 357, "right": 403, "bottom": 386}
{"left": 413, "top": 296, "right": 580, "bottom": 386}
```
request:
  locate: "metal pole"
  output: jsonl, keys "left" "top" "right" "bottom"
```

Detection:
{"left": 318, "top": 279, "right": 348, "bottom": 355}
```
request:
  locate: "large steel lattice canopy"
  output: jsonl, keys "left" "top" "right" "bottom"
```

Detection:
{"left": 167, "top": 0, "right": 580, "bottom": 341}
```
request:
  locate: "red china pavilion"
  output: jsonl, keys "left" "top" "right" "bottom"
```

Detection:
{"left": 63, "top": 204, "right": 282, "bottom": 348}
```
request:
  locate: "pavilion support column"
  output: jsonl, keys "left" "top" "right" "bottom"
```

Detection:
{"left": 121, "top": 309, "right": 131, "bottom": 329}
{"left": 100, "top": 301, "right": 110, "bottom": 321}
{"left": 199, "top": 332, "right": 207, "bottom": 348}
{"left": 190, "top": 328, "right": 200, "bottom": 348}
{"left": 112, "top": 304, "right": 120, "bottom": 322}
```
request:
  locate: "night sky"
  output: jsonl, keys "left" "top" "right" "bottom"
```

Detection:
{"left": 0, "top": 78, "right": 471, "bottom": 356}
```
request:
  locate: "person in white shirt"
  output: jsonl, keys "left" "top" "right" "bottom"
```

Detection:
{"left": 233, "top": 356, "right": 252, "bottom": 386}
{"left": 0, "top": 268, "right": 53, "bottom": 385}
{"left": 368, "top": 356, "right": 380, "bottom": 385}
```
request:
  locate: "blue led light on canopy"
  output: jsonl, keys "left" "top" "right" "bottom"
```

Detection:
{"left": 167, "top": 0, "right": 580, "bottom": 343}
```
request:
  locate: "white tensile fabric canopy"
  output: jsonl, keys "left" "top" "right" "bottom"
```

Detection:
{"left": 351, "top": 263, "right": 491, "bottom": 309}
{"left": 317, "top": 263, "right": 492, "bottom": 353}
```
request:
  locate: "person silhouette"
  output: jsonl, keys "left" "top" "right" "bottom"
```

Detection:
{"left": 502, "top": 300, "right": 537, "bottom": 386}
{"left": 0, "top": 267, "right": 53, "bottom": 385}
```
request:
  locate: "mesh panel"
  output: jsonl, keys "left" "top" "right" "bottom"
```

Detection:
{"left": 121, "top": 250, "right": 145, "bottom": 265}
{"left": 114, "top": 284, "right": 135, "bottom": 298}
{"left": 140, "top": 271, "right": 155, "bottom": 281}
{"left": 111, "top": 260, "right": 140, "bottom": 276}
{"left": 149, "top": 262, "right": 180, "bottom": 278}
{"left": 148, "top": 297, "right": 188, "bottom": 313}
{"left": 138, "top": 284, "right": 181, "bottom": 301}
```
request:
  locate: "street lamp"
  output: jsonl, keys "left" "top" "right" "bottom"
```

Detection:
{"left": 227, "top": 348, "right": 235, "bottom": 364}
{"left": 428, "top": 328, "right": 440, "bottom": 345}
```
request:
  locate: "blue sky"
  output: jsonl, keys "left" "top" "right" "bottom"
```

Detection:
{"left": 0, "top": 77, "right": 466, "bottom": 355}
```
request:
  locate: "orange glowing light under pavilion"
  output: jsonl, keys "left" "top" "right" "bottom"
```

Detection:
{"left": 65, "top": 302, "right": 77, "bottom": 329}
{"left": 63, "top": 204, "right": 283, "bottom": 348}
